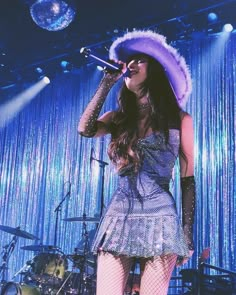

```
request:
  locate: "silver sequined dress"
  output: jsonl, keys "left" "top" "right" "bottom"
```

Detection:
{"left": 91, "top": 129, "right": 189, "bottom": 258}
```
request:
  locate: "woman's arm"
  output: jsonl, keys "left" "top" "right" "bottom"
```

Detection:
{"left": 77, "top": 75, "right": 114, "bottom": 137}
{"left": 78, "top": 68, "right": 123, "bottom": 138}
{"left": 179, "top": 113, "right": 196, "bottom": 253}
{"left": 179, "top": 112, "right": 194, "bottom": 177}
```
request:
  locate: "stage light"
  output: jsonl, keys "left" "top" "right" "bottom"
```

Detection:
{"left": 35, "top": 67, "right": 43, "bottom": 74}
{"left": 208, "top": 12, "right": 218, "bottom": 23}
{"left": 0, "top": 52, "right": 6, "bottom": 68}
{"left": 42, "top": 76, "right": 50, "bottom": 84}
{"left": 60, "top": 60, "right": 73, "bottom": 73}
{"left": 0, "top": 78, "right": 50, "bottom": 128}
{"left": 30, "top": 0, "right": 76, "bottom": 31}
{"left": 223, "top": 23, "right": 233, "bottom": 33}
{"left": 96, "top": 65, "right": 104, "bottom": 71}
{"left": 34, "top": 66, "right": 48, "bottom": 81}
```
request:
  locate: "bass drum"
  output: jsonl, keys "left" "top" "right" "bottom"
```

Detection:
{"left": 31, "top": 253, "right": 68, "bottom": 286}
{"left": 1, "top": 282, "right": 40, "bottom": 295}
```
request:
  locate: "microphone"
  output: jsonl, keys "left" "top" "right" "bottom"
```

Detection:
{"left": 80, "top": 47, "right": 130, "bottom": 77}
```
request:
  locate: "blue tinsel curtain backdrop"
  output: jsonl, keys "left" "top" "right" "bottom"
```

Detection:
{"left": 0, "top": 33, "right": 235, "bottom": 285}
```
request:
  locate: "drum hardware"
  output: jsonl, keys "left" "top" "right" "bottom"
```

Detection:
{"left": 63, "top": 217, "right": 100, "bottom": 223}
{"left": 28, "top": 252, "right": 68, "bottom": 287}
{"left": 66, "top": 253, "right": 84, "bottom": 269}
{"left": 12, "top": 258, "right": 34, "bottom": 279}
{"left": 69, "top": 252, "right": 95, "bottom": 269}
{"left": 0, "top": 225, "right": 39, "bottom": 240}
{"left": 90, "top": 151, "right": 108, "bottom": 217}
{"left": 63, "top": 214, "right": 97, "bottom": 294}
{"left": 14, "top": 245, "right": 68, "bottom": 294}
{"left": 0, "top": 282, "right": 41, "bottom": 295}
{"left": 78, "top": 215, "right": 95, "bottom": 295}
{"left": 54, "top": 181, "right": 71, "bottom": 247}
{"left": 0, "top": 235, "right": 19, "bottom": 284}
{"left": 125, "top": 259, "right": 140, "bottom": 295}
{"left": 60, "top": 271, "right": 96, "bottom": 295}
{"left": 65, "top": 251, "right": 95, "bottom": 294}
{"left": 0, "top": 225, "right": 38, "bottom": 287}
{"left": 55, "top": 270, "right": 75, "bottom": 295}
{"left": 20, "top": 244, "right": 60, "bottom": 252}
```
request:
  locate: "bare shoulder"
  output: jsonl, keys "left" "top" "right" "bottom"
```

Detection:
{"left": 179, "top": 111, "right": 194, "bottom": 176}
{"left": 180, "top": 112, "right": 194, "bottom": 150}
{"left": 180, "top": 111, "right": 193, "bottom": 130}
{"left": 180, "top": 110, "right": 192, "bottom": 120}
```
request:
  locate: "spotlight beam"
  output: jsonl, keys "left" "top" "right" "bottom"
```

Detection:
{"left": 0, "top": 77, "right": 50, "bottom": 128}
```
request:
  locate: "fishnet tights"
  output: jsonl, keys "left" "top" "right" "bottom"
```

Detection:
{"left": 96, "top": 252, "right": 177, "bottom": 295}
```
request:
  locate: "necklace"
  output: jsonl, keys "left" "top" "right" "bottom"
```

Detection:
{"left": 137, "top": 102, "right": 151, "bottom": 111}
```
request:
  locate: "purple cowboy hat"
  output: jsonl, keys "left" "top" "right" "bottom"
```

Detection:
{"left": 109, "top": 30, "right": 192, "bottom": 107}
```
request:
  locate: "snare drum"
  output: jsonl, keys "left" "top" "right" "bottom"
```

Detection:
{"left": 31, "top": 253, "right": 68, "bottom": 285}
{"left": 1, "top": 282, "right": 40, "bottom": 295}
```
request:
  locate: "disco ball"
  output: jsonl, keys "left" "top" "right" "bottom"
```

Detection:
{"left": 30, "top": 0, "right": 76, "bottom": 31}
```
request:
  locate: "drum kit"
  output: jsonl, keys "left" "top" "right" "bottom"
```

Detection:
{"left": 0, "top": 216, "right": 100, "bottom": 295}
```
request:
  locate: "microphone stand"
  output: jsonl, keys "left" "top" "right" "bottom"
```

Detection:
{"left": 90, "top": 156, "right": 108, "bottom": 217}
{"left": 54, "top": 185, "right": 71, "bottom": 247}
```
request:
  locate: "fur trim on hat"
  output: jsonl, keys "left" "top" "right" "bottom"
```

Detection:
{"left": 109, "top": 30, "right": 192, "bottom": 107}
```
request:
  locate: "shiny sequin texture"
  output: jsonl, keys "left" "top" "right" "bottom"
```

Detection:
{"left": 79, "top": 76, "right": 114, "bottom": 137}
{"left": 92, "top": 130, "right": 190, "bottom": 258}
{"left": 181, "top": 176, "right": 196, "bottom": 250}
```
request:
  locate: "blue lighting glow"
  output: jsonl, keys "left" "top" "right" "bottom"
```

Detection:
{"left": 60, "top": 60, "right": 73, "bottom": 73}
{"left": 208, "top": 12, "right": 218, "bottom": 22}
{"left": 35, "top": 67, "right": 43, "bottom": 74}
{"left": 61, "top": 61, "right": 69, "bottom": 68}
{"left": 223, "top": 23, "right": 233, "bottom": 33}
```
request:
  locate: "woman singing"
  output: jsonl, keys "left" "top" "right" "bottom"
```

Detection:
{"left": 78, "top": 30, "right": 196, "bottom": 295}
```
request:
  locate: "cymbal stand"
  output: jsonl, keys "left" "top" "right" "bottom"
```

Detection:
{"left": 0, "top": 235, "right": 18, "bottom": 284}
{"left": 78, "top": 217, "right": 91, "bottom": 294}
{"left": 12, "top": 258, "right": 34, "bottom": 280}
{"left": 55, "top": 249, "right": 74, "bottom": 295}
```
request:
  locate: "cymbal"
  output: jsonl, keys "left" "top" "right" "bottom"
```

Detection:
{"left": 0, "top": 225, "right": 38, "bottom": 240}
{"left": 21, "top": 245, "right": 59, "bottom": 252}
{"left": 63, "top": 217, "right": 100, "bottom": 222}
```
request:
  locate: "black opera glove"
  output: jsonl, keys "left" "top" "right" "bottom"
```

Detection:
{"left": 181, "top": 176, "right": 196, "bottom": 251}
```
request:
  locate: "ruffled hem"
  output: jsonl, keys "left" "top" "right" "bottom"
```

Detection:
{"left": 91, "top": 215, "right": 189, "bottom": 258}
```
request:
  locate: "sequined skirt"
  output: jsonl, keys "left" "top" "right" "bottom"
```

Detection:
{"left": 91, "top": 186, "right": 189, "bottom": 258}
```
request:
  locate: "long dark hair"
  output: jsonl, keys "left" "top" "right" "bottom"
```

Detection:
{"left": 108, "top": 55, "right": 183, "bottom": 172}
